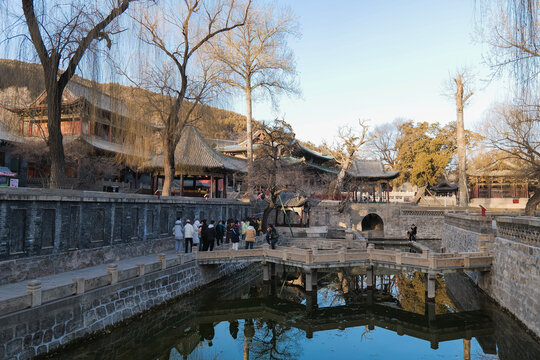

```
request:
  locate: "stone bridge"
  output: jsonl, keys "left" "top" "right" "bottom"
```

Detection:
{"left": 197, "top": 244, "right": 492, "bottom": 295}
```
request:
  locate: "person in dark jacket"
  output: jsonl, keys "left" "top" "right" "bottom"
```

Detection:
{"left": 203, "top": 220, "right": 216, "bottom": 251}
{"left": 199, "top": 219, "right": 208, "bottom": 251}
{"left": 231, "top": 220, "right": 240, "bottom": 251}
{"left": 225, "top": 219, "right": 233, "bottom": 243}
{"left": 216, "top": 220, "right": 225, "bottom": 246}
{"left": 266, "top": 225, "right": 279, "bottom": 249}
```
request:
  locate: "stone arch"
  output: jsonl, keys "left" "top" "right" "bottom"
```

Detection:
{"left": 361, "top": 213, "right": 384, "bottom": 231}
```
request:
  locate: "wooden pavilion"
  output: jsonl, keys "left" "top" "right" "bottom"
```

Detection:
{"left": 142, "top": 125, "right": 247, "bottom": 198}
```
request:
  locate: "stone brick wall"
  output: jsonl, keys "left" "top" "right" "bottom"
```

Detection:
{"left": 0, "top": 188, "right": 251, "bottom": 260}
{"left": 441, "top": 213, "right": 540, "bottom": 337}
{"left": 0, "top": 188, "right": 250, "bottom": 268}
{"left": 310, "top": 202, "right": 451, "bottom": 240}
{"left": 0, "top": 259, "right": 248, "bottom": 359}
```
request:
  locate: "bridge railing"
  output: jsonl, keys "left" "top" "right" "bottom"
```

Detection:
{"left": 196, "top": 245, "right": 492, "bottom": 271}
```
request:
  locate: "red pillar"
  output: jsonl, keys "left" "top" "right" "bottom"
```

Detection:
{"left": 223, "top": 175, "right": 227, "bottom": 199}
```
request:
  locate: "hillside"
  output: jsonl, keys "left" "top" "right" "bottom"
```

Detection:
{"left": 0, "top": 59, "right": 248, "bottom": 141}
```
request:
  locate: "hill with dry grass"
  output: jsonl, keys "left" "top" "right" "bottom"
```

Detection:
{"left": 0, "top": 58, "right": 248, "bottom": 141}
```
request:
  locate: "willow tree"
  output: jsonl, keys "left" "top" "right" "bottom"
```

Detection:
{"left": 208, "top": 5, "right": 298, "bottom": 194}
{"left": 132, "top": 0, "right": 251, "bottom": 196}
{"left": 2, "top": 0, "right": 136, "bottom": 188}
{"left": 478, "top": 0, "right": 539, "bottom": 93}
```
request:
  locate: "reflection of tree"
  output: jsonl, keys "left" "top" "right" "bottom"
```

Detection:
{"left": 248, "top": 320, "right": 302, "bottom": 360}
{"left": 395, "top": 272, "right": 455, "bottom": 315}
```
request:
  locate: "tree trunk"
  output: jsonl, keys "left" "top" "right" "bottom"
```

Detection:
{"left": 455, "top": 74, "right": 468, "bottom": 207}
{"left": 457, "top": 106, "right": 468, "bottom": 207}
{"left": 46, "top": 77, "right": 66, "bottom": 189}
{"left": 334, "top": 157, "right": 351, "bottom": 197}
{"left": 524, "top": 190, "right": 540, "bottom": 216}
{"left": 245, "top": 85, "right": 253, "bottom": 195}
{"left": 161, "top": 135, "right": 175, "bottom": 196}
{"left": 261, "top": 195, "right": 277, "bottom": 232}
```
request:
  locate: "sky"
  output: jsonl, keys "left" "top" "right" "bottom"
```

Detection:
{"left": 226, "top": 0, "right": 510, "bottom": 145}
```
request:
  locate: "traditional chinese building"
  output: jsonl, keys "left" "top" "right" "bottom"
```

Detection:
{"left": 142, "top": 125, "right": 247, "bottom": 198}
{"left": 467, "top": 160, "right": 536, "bottom": 209}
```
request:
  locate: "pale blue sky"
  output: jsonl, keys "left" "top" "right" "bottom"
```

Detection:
{"left": 229, "top": 0, "right": 509, "bottom": 144}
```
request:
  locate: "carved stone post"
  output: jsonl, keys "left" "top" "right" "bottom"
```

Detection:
{"left": 107, "top": 264, "right": 118, "bottom": 284}
{"left": 158, "top": 253, "right": 166, "bottom": 270}
{"left": 73, "top": 278, "right": 85, "bottom": 295}
{"left": 27, "top": 281, "right": 42, "bottom": 307}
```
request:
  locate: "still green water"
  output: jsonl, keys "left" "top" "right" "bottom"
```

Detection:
{"left": 44, "top": 267, "right": 540, "bottom": 360}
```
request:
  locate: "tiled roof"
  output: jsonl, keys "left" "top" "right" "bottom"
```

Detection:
{"left": 143, "top": 125, "right": 247, "bottom": 173}
{"left": 297, "top": 143, "right": 334, "bottom": 160}
{"left": 347, "top": 159, "right": 400, "bottom": 180}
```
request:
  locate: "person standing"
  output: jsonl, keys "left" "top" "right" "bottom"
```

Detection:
{"left": 172, "top": 217, "right": 184, "bottom": 252}
{"left": 193, "top": 219, "right": 201, "bottom": 251}
{"left": 266, "top": 225, "right": 279, "bottom": 249}
{"left": 245, "top": 222, "right": 256, "bottom": 249}
{"left": 241, "top": 219, "right": 248, "bottom": 242}
{"left": 216, "top": 220, "right": 225, "bottom": 246}
{"left": 226, "top": 219, "right": 233, "bottom": 244}
{"left": 204, "top": 220, "right": 216, "bottom": 251}
{"left": 410, "top": 224, "right": 417, "bottom": 241}
{"left": 200, "top": 219, "right": 208, "bottom": 251}
{"left": 183, "top": 219, "right": 194, "bottom": 253}
{"left": 231, "top": 220, "right": 240, "bottom": 251}
{"left": 256, "top": 218, "right": 262, "bottom": 236}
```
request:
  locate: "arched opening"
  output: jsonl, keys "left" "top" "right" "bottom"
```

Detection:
{"left": 361, "top": 213, "right": 384, "bottom": 231}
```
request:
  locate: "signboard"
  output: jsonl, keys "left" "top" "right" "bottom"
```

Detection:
{"left": 513, "top": 198, "right": 519, "bottom": 204}
{"left": 9, "top": 178, "right": 19, "bottom": 188}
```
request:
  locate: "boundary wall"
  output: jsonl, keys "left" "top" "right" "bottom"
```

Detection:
{"left": 0, "top": 188, "right": 250, "bottom": 284}
{"left": 441, "top": 213, "right": 540, "bottom": 337}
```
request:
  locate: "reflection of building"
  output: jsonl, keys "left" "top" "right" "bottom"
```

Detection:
{"left": 467, "top": 160, "right": 536, "bottom": 209}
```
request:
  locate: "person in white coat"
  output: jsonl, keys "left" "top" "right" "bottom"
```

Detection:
{"left": 172, "top": 218, "right": 184, "bottom": 252}
{"left": 192, "top": 220, "right": 200, "bottom": 251}
{"left": 183, "top": 219, "right": 194, "bottom": 253}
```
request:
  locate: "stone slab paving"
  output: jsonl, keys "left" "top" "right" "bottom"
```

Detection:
{"left": 0, "top": 250, "right": 182, "bottom": 305}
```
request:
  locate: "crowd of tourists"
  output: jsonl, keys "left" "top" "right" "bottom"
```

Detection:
{"left": 172, "top": 217, "right": 281, "bottom": 253}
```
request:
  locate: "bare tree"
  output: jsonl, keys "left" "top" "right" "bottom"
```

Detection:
{"left": 3, "top": 1, "right": 137, "bottom": 188}
{"left": 368, "top": 118, "right": 404, "bottom": 170}
{"left": 252, "top": 119, "right": 296, "bottom": 230}
{"left": 447, "top": 71, "right": 474, "bottom": 207}
{"left": 323, "top": 120, "right": 370, "bottom": 197}
{"left": 483, "top": 102, "right": 540, "bottom": 215}
{"left": 208, "top": 4, "right": 298, "bottom": 195}
{"left": 131, "top": 0, "right": 251, "bottom": 196}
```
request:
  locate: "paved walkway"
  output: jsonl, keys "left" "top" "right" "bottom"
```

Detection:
{"left": 0, "top": 250, "right": 183, "bottom": 304}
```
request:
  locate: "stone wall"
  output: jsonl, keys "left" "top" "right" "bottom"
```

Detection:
{"left": 0, "top": 188, "right": 250, "bottom": 282}
{"left": 310, "top": 201, "right": 451, "bottom": 240}
{"left": 0, "top": 258, "right": 248, "bottom": 360}
{"left": 489, "top": 216, "right": 540, "bottom": 337}
{"left": 442, "top": 213, "right": 540, "bottom": 337}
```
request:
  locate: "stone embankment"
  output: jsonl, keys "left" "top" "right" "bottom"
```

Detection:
{"left": 442, "top": 213, "right": 540, "bottom": 337}
{"left": 0, "top": 250, "right": 247, "bottom": 359}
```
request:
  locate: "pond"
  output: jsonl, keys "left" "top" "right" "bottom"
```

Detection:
{"left": 41, "top": 266, "right": 540, "bottom": 360}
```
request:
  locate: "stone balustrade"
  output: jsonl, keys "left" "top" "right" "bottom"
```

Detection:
{"left": 0, "top": 253, "right": 197, "bottom": 317}
{"left": 196, "top": 245, "right": 492, "bottom": 272}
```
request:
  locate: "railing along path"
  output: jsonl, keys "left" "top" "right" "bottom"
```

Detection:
{"left": 197, "top": 245, "right": 492, "bottom": 272}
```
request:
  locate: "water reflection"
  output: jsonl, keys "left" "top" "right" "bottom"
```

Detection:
{"left": 42, "top": 267, "right": 540, "bottom": 360}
